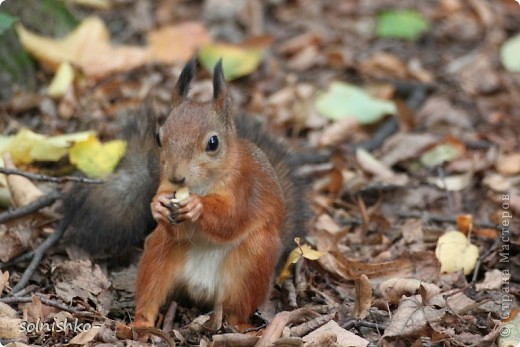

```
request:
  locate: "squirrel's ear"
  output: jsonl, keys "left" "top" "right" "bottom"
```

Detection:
{"left": 213, "top": 59, "right": 232, "bottom": 125}
{"left": 172, "top": 58, "right": 197, "bottom": 107}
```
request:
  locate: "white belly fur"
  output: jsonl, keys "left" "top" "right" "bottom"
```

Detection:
{"left": 179, "top": 242, "right": 231, "bottom": 304}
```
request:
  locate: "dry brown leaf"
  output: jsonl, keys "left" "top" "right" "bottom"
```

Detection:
{"left": 17, "top": 17, "right": 148, "bottom": 80}
{"left": 380, "top": 278, "right": 422, "bottom": 304}
{"left": 380, "top": 133, "right": 437, "bottom": 166}
{"left": 383, "top": 295, "right": 446, "bottom": 339}
{"left": 354, "top": 274, "right": 372, "bottom": 319}
{"left": 456, "top": 214, "right": 473, "bottom": 235}
{"left": 3, "top": 153, "right": 43, "bottom": 207}
{"left": 0, "top": 227, "right": 33, "bottom": 263}
{"left": 52, "top": 260, "right": 111, "bottom": 314}
{"left": 302, "top": 320, "right": 369, "bottom": 347}
{"left": 68, "top": 325, "right": 101, "bottom": 345}
{"left": 318, "top": 117, "right": 359, "bottom": 147}
{"left": 0, "top": 302, "right": 18, "bottom": 318}
{"left": 0, "top": 271, "right": 9, "bottom": 296}
{"left": 0, "top": 317, "right": 23, "bottom": 339}
{"left": 496, "top": 152, "right": 520, "bottom": 175}
{"left": 359, "top": 52, "right": 408, "bottom": 80}
{"left": 147, "top": 22, "right": 210, "bottom": 64}
{"left": 445, "top": 292, "right": 477, "bottom": 315}
{"left": 475, "top": 269, "right": 503, "bottom": 291}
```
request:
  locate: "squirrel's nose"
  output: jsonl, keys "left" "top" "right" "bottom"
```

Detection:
{"left": 169, "top": 176, "right": 186, "bottom": 185}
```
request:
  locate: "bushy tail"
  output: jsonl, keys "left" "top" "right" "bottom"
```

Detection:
{"left": 63, "top": 104, "right": 159, "bottom": 258}
{"left": 235, "top": 115, "right": 312, "bottom": 272}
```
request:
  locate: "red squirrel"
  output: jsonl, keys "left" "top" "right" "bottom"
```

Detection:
{"left": 63, "top": 59, "right": 310, "bottom": 327}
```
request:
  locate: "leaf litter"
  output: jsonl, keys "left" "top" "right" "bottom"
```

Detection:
{"left": 0, "top": 0, "right": 518, "bottom": 346}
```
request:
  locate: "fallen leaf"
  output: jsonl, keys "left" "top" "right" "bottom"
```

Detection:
{"left": 47, "top": 62, "right": 75, "bottom": 98}
{"left": 475, "top": 269, "right": 503, "bottom": 291}
{"left": 435, "top": 231, "right": 479, "bottom": 275}
{"left": 380, "top": 133, "right": 437, "bottom": 166}
{"left": 69, "top": 135, "right": 126, "bottom": 178}
{"left": 483, "top": 173, "right": 512, "bottom": 192}
{"left": 0, "top": 226, "right": 32, "bottom": 263}
{"left": 0, "top": 302, "right": 17, "bottom": 318}
{"left": 0, "top": 271, "right": 9, "bottom": 296}
{"left": 17, "top": 17, "right": 148, "bottom": 79}
{"left": 359, "top": 52, "right": 408, "bottom": 80}
{"left": 68, "top": 325, "right": 101, "bottom": 344}
{"left": 0, "top": 317, "right": 23, "bottom": 339}
{"left": 496, "top": 152, "right": 520, "bottom": 175}
{"left": 199, "top": 42, "right": 264, "bottom": 81}
{"left": 315, "top": 82, "right": 396, "bottom": 123}
{"left": 302, "top": 320, "right": 369, "bottom": 347}
{"left": 380, "top": 278, "right": 423, "bottom": 304}
{"left": 354, "top": 274, "right": 372, "bottom": 319}
{"left": 2, "top": 153, "right": 42, "bottom": 207}
{"left": 376, "top": 10, "right": 430, "bottom": 41}
{"left": 356, "top": 148, "right": 395, "bottom": 179}
{"left": 276, "top": 238, "right": 323, "bottom": 284}
{"left": 456, "top": 214, "right": 473, "bottom": 235}
{"left": 427, "top": 171, "right": 473, "bottom": 191}
{"left": 147, "top": 22, "right": 210, "bottom": 64}
{"left": 318, "top": 117, "right": 359, "bottom": 147}
{"left": 420, "top": 143, "right": 463, "bottom": 167}
{"left": 383, "top": 295, "right": 445, "bottom": 339}
{"left": 500, "top": 33, "right": 520, "bottom": 72}
{"left": 1, "top": 128, "right": 94, "bottom": 164}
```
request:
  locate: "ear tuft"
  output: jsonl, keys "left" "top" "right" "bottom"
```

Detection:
{"left": 213, "top": 59, "right": 232, "bottom": 125}
{"left": 172, "top": 58, "right": 197, "bottom": 106}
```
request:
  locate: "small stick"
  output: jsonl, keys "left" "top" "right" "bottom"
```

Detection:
{"left": 396, "top": 211, "right": 498, "bottom": 230}
{"left": 0, "top": 168, "right": 103, "bottom": 184}
{"left": 162, "top": 301, "right": 178, "bottom": 333}
{"left": 0, "top": 189, "right": 61, "bottom": 224}
{"left": 342, "top": 319, "right": 387, "bottom": 333}
{"left": 0, "top": 294, "right": 97, "bottom": 319}
{"left": 11, "top": 215, "right": 73, "bottom": 293}
{"left": 290, "top": 312, "right": 335, "bottom": 337}
{"left": 471, "top": 237, "right": 501, "bottom": 283}
{"left": 0, "top": 251, "right": 34, "bottom": 270}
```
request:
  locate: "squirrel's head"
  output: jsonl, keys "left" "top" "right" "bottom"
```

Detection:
{"left": 156, "top": 58, "right": 237, "bottom": 193}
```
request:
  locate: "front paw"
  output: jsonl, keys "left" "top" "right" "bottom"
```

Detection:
{"left": 174, "top": 195, "right": 203, "bottom": 223}
{"left": 151, "top": 193, "right": 174, "bottom": 225}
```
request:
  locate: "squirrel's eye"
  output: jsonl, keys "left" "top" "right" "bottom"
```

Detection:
{"left": 155, "top": 133, "right": 161, "bottom": 148}
{"left": 206, "top": 135, "right": 219, "bottom": 152}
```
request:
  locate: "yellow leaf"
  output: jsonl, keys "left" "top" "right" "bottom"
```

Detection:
{"left": 435, "top": 231, "right": 479, "bottom": 275}
{"left": 69, "top": 135, "right": 126, "bottom": 178}
{"left": 198, "top": 43, "right": 263, "bottom": 81}
{"left": 276, "top": 238, "right": 323, "bottom": 284}
{"left": 0, "top": 129, "right": 94, "bottom": 164}
{"left": 17, "top": 17, "right": 148, "bottom": 79}
{"left": 48, "top": 62, "right": 75, "bottom": 98}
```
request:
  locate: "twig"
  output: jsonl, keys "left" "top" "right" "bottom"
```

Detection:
{"left": 471, "top": 237, "right": 501, "bottom": 283}
{"left": 0, "top": 168, "right": 103, "bottom": 184}
{"left": 341, "top": 319, "right": 387, "bottom": 334}
{"left": 0, "top": 251, "right": 34, "bottom": 270}
{"left": 255, "top": 308, "right": 320, "bottom": 347}
{"left": 212, "top": 333, "right": 259, "bottom": 347}
{"left": 11, "top": 216, "right": 72, "bottom": 293}
{"left": 132, "top": 326, "right": 176, "bottom": 347}
{"left": 0, "top": 294, "right": 97, "bottom": 319}
{"left": 162, "top": 301, "right": 178, "bottom": 332}
{"left": 290, "top": 312, "right": 335, "bottom": 337}
{"left": 396, "top": 211, "right": 498, "bottom": 230}
{"left": 0, "top": 190, "right": 61, "bottom": 224}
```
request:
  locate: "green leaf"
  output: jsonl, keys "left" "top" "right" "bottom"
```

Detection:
{"left": 198, "top": 43, "right": 262, "bottom": 81}
{"left": 500, "top": 33, "right": 520, "bottom": 72}
{"left": 420, "top": 143, "right": 461, "bottom": 167}
{"left": 0, "top": 12, "right": 17, "bottom": 35}
{"left": 377, "top": 10, "right": 429, "bottom": 41}
{"left": 314, "top": 82, "right": 396, "bottom": 124}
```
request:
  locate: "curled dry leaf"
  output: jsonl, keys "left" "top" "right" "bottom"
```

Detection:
{"left": 68, "top": 325, "right": 101, "bottom": 345}
{"left": 0, "top": 271, "right": 9, "bottom": 296}
{"left": 3, "top": 153, "right": 43, "bottom": 207}
{"left": 380, "top": 278, "right": 423, "bottom": 305}
{"left": 0, "top": 226, "right": 33, "bottom": 263}
{"left": 354, "top": 274, "right": 372, "bottom": 319}
{"left": 302, "top": 320, "right": 369, "bottom": 347}
{"left": 318, "top": 117, "right": 359, "bottom": 147}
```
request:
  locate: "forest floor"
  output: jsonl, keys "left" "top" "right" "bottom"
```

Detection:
{"left": 0, "top": 0, "right": 519, "bottom": 346}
